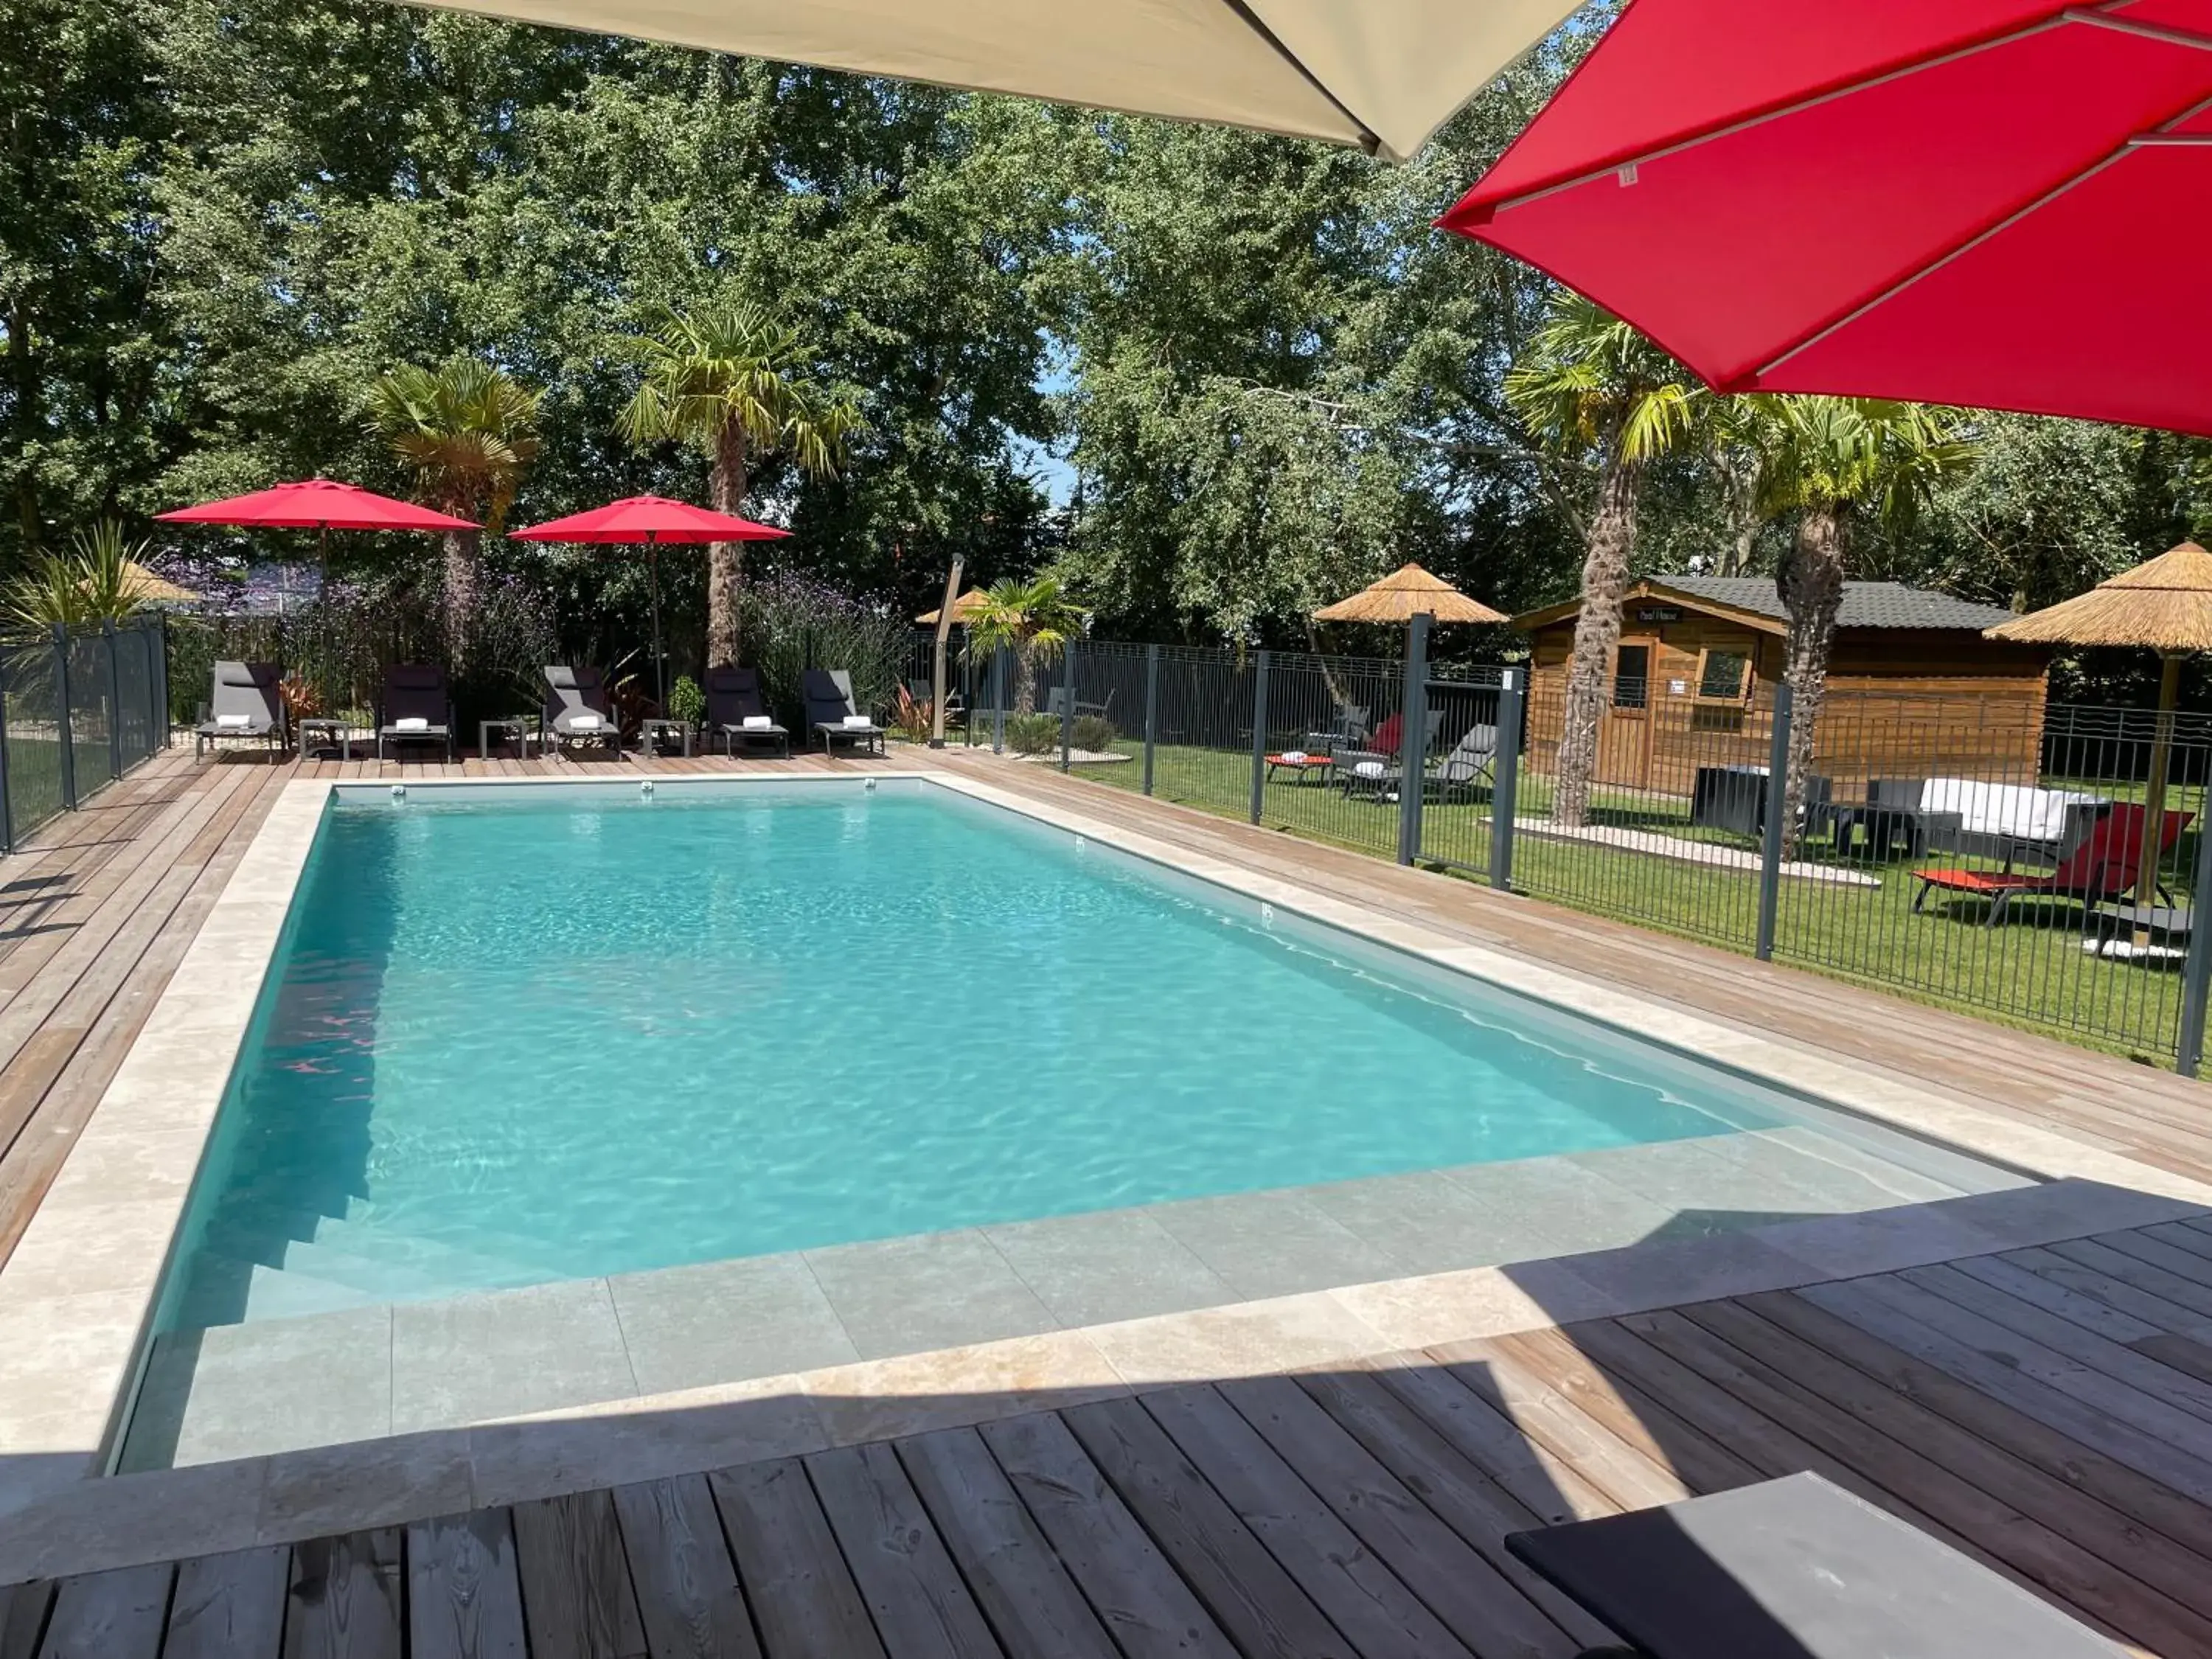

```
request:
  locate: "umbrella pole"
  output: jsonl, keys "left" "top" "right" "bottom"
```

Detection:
{"left": 648, "top": 535, "right": 665, "bottom": 714}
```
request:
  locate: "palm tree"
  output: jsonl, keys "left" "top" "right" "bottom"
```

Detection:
{"left": 1754, "top": 396, "right": 1978, "bottom": 851}
{"left": 1505, "top": 294, "right": 1699, "bottom": 827}
{"left": 618, "top": 300, "right": 862, "bottom": 667}
{"left": 367, "top": 356, "right": 542, "bottom": 669}
{"left": 965, "top": 575, "right": 1083, "bottom": 714}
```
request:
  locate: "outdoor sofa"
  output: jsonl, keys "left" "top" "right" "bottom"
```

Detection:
{"left": 803, "top": 668, "right": 886, "bottom": 757}
{"left": 540, "top": 665, "right": 625, "bottom": 759}
{"left": 374, "top": 664, "right": 455, "bottom": 762}
{"left": 704, "top": 667, "right": 790, "bottom": 759}
{"left": 193, "top": 662, "right": 286, "bottom": 762}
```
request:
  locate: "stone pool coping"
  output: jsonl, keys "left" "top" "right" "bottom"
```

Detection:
{"left": 1, "top": 765, "right": 2209, "bottom": 1579}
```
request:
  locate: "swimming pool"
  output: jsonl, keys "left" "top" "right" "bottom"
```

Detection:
{"left": 151, "top": 776, "right": 2005, "bottom": 1341}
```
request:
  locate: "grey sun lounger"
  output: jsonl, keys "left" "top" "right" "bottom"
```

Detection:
{"left": 375, "top": 664, "right": 455, "bottom": 762}
{"left": 193, "top": 661, "right": 286, "bottom": 762}
{"left": 1505, "top": 1472, "right": 2118, "bottom": 1659}
{"left": 803, "top": 667, "right": 886, "bottom": 757}
{"left": 705, "top": 667, "right": 790, "bottom": 759}
{"left": 541, "top": 665, "right": 625, "bottom": 759}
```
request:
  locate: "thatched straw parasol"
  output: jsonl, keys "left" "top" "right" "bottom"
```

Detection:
{"left": 119, "top": 560, "right": 201, "bottom": 605}
{"left": 1312, "top": 563, "right": 1507, "bottom": 626}
{"left": 917, "top": 587, "right": 987, "bottom": 626}
{"left": 1987, "top": 540, "right": 2212, "bottom": 896}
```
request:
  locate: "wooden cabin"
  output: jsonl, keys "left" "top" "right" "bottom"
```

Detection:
{"left": 1511, "top": 577, "right": 2053, "bottom": 796}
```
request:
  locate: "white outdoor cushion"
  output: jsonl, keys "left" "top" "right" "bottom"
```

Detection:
{"left": 394, "top": 716, "right": 429, "bottom": 731}
{"left": 215, "top": 714, "right": 251, "bottom": 729}
{"left": 568, "top": 714, "right": 603, "bottom": 731}
{"left": 1919, "top": 778, "right": 2099, "bottom": 842}
{"left": 842, "top": 714, "right": 874, "bottom": 728}
{"left": 1279, "top": 749, "right": 1307, "bottom": 762}
{"left": 1353, "top": 760, "right": 1387, "bottom": 779}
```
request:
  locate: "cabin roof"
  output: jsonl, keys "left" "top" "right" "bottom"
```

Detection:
{"left": 1513, "top": 576, "right": 2019, "bottom": 636}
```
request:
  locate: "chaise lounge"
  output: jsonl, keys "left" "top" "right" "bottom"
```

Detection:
{"left": 803, "top": 668, "right": 886, "bottom": 757}
{"left": 375, "top": 664, "right": 455, "bottom": 763}
{"left": 1912, "top": 801, "right": 2189, "bottom": 925}
{"left": 193, "top": 662, "right": 286, "bottom": 762}
{"left": 705, "top": 667, "right": 790, "bottom": 759}
{"left": 541, "top": 665, "right": 625, "bottom": 759}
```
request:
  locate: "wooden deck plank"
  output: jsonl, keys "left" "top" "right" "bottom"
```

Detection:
{"left": 608, "top": 1475, "right": 761, "bottom": 1659}
{"left": 510, "top": 1492, "right": 647, "bottom": 1659}
{"left": 804, "top": 1443, "right": 999, "bottom": 1659}
{"left": 1683, "top": 1298, "right": 2212, "bottom": 1645}
{"left": 894, "top": 1430, "right": 1110, "bottom": 1659}
{"left": 1360, "top": 1354, "right": 1615, "bottom": 1524}
{"left": 406, "top": 1510, "right": 528, "bottom": 1659}
{"left": 284, "top": 1531, "right": 403, "bottom": 1659}
{"left": 164, "top": 1547, "right": 289, "bottom": 1659}
{"left": 1140, "top": 1385, "right": 1475, "bottom": 1659}
{"left": 36, "top": 1562, "right": 172, "bottom": 1658}
{"left": 706, "top": 1458, "right": 883, "bottom": 1659}
{"left": 1999, "top": 1244, "right": 2212, "bottom": 1338}
{"left": 1059, "top": 1394, "right": 1353, "bottom": 1659}
{"left": 1217, "top": 1374, "right": 1576, "bottom": 1659}
{"left": 976, "top": 1411, "right": 1237, "bottom": 1659}
{"left": 0, "top": 1583, "right": 51, "bottom": 1659}
{"left": 1290, "top": 1368, "right": 1618, "bottom": 1653}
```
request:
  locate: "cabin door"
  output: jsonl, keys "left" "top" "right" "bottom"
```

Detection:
{"left": 1596, "top": 639, "right": 1655, "bottom": 791}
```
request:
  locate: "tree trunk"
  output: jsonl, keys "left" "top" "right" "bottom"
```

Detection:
{"left": 1776, "top": 504, "right": 1848, "bottom": 859}
{"left": 706, "top": 417, "right": 749, "bottom": 669}
{"left": 441, "top": 528, "right": 479, "bottom": 674}
{"left": 1552, "top": 447, "right": 1643, "bottom": 829}
{"left": 1717, "top": 448, "right": 1760, "bottom": 577}
{"left": 1014, "top": 639, "right": 1037, "bottom": 715}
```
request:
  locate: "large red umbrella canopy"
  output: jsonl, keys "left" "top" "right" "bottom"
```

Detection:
{"left": 155, "top": 477, "right": 479, "bottom": 532}
{"left": 507, "top": 495, "right": 788, "bottom": 544}
{"left": 1441, "top": 0, "right": 2212, "bottom": 436}
{"left": 509, "top": 496, "right": 790, "bottom": 710}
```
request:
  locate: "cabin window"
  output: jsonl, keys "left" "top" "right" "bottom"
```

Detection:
{"left": 1695, "top": 647, "right": 1752, "bottom": 703}
{"left": 1613, "top": 644, "right": 1650, "bottom": 710}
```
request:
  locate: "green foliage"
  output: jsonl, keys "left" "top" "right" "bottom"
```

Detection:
{"left": 367, "top": 356, "right": 544, "bottom": 529}
{"left": 1748, "top": 397, "right": 1977, "bottom": 534}
{"left": 1505, "top": 293, "right": 1700, "bottom": 468}
{"left": 665, "top": 674, "right": 705, "bottom": 725}
{"left": 729, "top": 572, "right": 907, "bottom": 726}
{"left": 891, "top": 682, "right": 934, "bottom": 743}
{"left": 618, "top": 299, "right": 861, "bottom": 479}
{"left": 1005, "top": 712, "right": 1061, "bottom": 755}
{"left": 7, "top": 521, "right": 150, "bottom": 630}
{"left": 1071, "top": 712, "right": 1119, "bottom": 753}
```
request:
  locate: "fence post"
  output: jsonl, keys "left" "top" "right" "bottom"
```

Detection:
{"left": 1248, "top": 650, "right": 1270, "bottom": 824}
{"left": 102, "top": 619, "right": 124, "bottom": 780}
{"left": 0, "top": 650, "right": 13, "bottom": 854}
{"left": 1489, "top": 667, "right": 1522, "bottom": 891}
{"left": 992, "top": 645, "right": 1008, "bottom": 755}
{"left": 1060, "top": 641, "right": 1077, "bottom": 773}
{"left": 1397, "top": 613, "right": 1430, "bottom": 865}
{"left": 2177, "top": 810, "right": 2212, "bottom": 1076}
{"left": 154, "top": 614, "right": 170, "bottom": 746}
{"left": 1142, "top": 644, "right": 1159, "bottom": 797}
{"left": 1755, "top": 681, "right": 1795, "bottom": 961}
{"left": 52, "top": 624, "right": 76, "bottom": 813}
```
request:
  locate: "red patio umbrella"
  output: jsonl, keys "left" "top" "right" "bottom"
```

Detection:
{"left": 508, "top": 495, "right": 788, "bottom": 709}
{"left": 156, "top": 477, "right": 481, "bottom": 594}
{"left": 1440, "top": 0, "right": 2212, "bottom": 435}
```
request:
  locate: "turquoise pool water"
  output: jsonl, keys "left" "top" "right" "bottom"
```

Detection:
{"left": 164, "top": 779, "right": 1795, "bottom": 1328}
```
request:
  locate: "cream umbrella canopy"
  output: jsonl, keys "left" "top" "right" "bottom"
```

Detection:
{"left": 1986, "top": 540, "right": 2212, "bottom": 893}
{"left": 375, "top": 0, "right": 1578, "bottom": 162}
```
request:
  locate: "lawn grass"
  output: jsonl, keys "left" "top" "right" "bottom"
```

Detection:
{"left": 1062, "top": 737, "right": 2196, "bottom": 1069}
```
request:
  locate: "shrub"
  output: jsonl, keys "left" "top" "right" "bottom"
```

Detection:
{"left": 666, "top": 675, "right": 706, "bottom": 726}
{"left": 1006, "top": 712, "right": 1061, "bottom": 755}
{"left": 732, "top": 574, "right": 908, "bottom": 729}
{"left": 1071, "top": 713, "right": 1119, "bottom": 753}
{"left": 892, "top": 683, "right": 934, "bottom": 743}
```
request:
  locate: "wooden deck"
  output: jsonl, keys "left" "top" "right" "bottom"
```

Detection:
{"left": 15, "top": 1220, "right": 2212, "bottom": 1654}
{"left": 7, "top": 745, "right": 2212, "bottom": 1653}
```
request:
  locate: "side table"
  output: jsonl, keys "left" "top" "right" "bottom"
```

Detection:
{"left": 638, "top": 718, "right": 693, "bottom": 757}
{"left": 296, "top": 717, "right": 350, "bottom": 761}
{"left": 479, "top": 716, "right": 537, "bottom": 759}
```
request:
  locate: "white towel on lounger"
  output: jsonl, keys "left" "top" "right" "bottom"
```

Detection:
{"left": 215, "top": 713, "right": 251, "bottom": 729}
{"left": 568, "top": 714, "right": 602, "bottom": 731}
{"left": 394, "top": 716, "right": 428, "bottom": 731}
{"left": 742, "top": 715, "right": 773, "bottom": 730}
{"left": 842, "top": 714, "right": 873, "bottom": 728}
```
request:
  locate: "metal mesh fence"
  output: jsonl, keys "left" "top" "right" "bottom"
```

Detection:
{"left": 0, "top": 619, "right": 170, "bottom": 853}
{"left": 976, "top": 634, "right": 2212, "bottom": 1073}
{"left": 1774, "top": 691, "right": 2207, "bottom": 1060}
{"left": 1509, "top": 667, "right": 1783, "bottom": 950}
